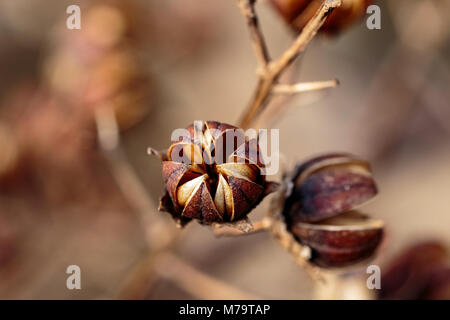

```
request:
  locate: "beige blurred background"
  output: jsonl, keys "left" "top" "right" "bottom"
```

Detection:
{"left": 0, "top": 0, "right": 449, "bottom": 299}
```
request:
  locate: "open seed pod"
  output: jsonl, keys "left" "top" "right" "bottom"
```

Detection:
{"left": 283, "top": 153, "right": 377, "bottom": 223}
{"left": 290, "top": 211, "right": 383, "bottom": 267}
{"left": 155, "top": 121, "right": 278, "bottom": 225}
{"left": 270, "top": 0, "right": 371, "bottom": 34}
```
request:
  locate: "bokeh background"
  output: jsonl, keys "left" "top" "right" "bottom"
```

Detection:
{"left": 0, "top": 0, "right": 449, "bottom": 299}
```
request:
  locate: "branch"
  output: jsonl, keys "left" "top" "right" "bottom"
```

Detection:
{"left": 94, "top": 107, "right": 177, "bottom": 251}
{"left": 268, "top": 218, "right": 324, "bottom": 282}
{"left": 154, "top": 253, "right": 262, "bottom": 299}
{"left": 237, "top": 0, "right": 270, "bottom": 72}
{"left": 212, "top": 217, "right": 272, "bottom": 237}
{"left": 273, "top": 79, "right": 339, "bottom": 94}
{"left": 238, "top": 0, "right": 342, "bottom": 129}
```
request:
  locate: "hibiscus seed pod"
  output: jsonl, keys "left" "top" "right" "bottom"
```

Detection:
{"left": 158, "top": 121, "right": 278, "bottom": 225}
{"left": 290, "top": 211, "right": 383, "bottom": 267}
{"left": 378, "top": 241, "right": 450, "bottom": 300}
{"left": 270, "top": 0, "right": 371, "bottom": 34}
{"left": 283, "top": 153, "right": 377, "bottom": 223}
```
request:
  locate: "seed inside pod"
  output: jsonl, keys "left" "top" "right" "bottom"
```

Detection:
{"left": 290, "top": 211, "right": 384, "bottom": 268}
{"left": 283, "top": 153, "right": 378, "bottom": 223}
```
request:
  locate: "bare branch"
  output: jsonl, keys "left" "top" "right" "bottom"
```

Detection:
{"left": 237, "top": 0, "right": 271, "bottom": 72}
{"left": 269, "top": 218, "right": 325, "bottom": 282}
{"left": 273, "top": 79, "right": 339, "bottom": 94}
{"left": 94, "top": 107, "right": 177, "bottom": 252}
{"left": 238, "top": 0, "right": 342, "bottom": 129}
{"left": 154, "top": 253, "right": 262, "bottom": 299}
{"left": 212, "top": 217, "right": 272, "bottom": 237}
{"left": 270, "top": 0, "right": 342, "bottom": 75}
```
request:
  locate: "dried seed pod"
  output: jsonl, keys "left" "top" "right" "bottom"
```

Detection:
{"left": 157, "top": 121, "right": 278, "bottom": 225}
{"left": 378, "top": 241, "right": 450, "bottom": 300}
{"left": 270, "top": 0, "right": 371, "bottom": 34}
{"left": 290, "top": 211, "right": 383, "bottom": 267}
{"left": 283, "top": 153, "right": 377, "bottom": 223}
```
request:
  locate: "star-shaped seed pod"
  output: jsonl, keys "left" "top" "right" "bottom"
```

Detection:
{"left": 270, "top": 0, "right": 371, "bottom": 34}
{"left": 282, "top": 153, "right": 383, "bottom": 267}
{"left": 153, "top": 121, "right": 278, "bottom": 226}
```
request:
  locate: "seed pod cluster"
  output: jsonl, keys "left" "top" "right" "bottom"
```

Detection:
{"left": 158, "top": 121, "right": 278, "bottom": 225}
{"left": 282, "top": 153, "right": 383, "bottom": 267}
{"left": 270, "top": 0, "right": 371, "bottom": 34}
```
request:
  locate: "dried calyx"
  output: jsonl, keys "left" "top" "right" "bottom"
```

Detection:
{"left": 270, "top": 0, "right": 371, "bottom": 34}
{"left": 154, "top": 121, "right": 278, "bottom": 226}
{"left": 282, "top": 153, "right": 383, "bottom": 267}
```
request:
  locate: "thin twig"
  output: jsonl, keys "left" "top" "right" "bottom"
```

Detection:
{"left": 238, "top": 0, "right": 341, "bottom": 129}
{"left": 268, "top": 218, "right": 324, "bottom": 282}
{"left": 237, "top": 0, "right": 271, "bottom": 72}
{"left": 94, "top": 107, "right": 177, "bottom": 252}
{"left": 212, "top": 217, "right": 272, "bottom": 237}
{"left": 273, "top": 79, "right": 339, "bottom": 94}
{"left": 154, "top": 253, "right": 262, "bottom": 299}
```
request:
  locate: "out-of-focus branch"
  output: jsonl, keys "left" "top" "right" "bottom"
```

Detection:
{"left": 154, "top": 253, "right": 262, "bottom": 300}
{"left": 238, "top": 0, "right": 341, "bottom": 129}
{"left": 95, "top": 107, "right": 177, "bottom": 252}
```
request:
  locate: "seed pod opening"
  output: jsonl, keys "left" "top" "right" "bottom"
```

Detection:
{"left": 290, "top": 211, "right": 384, "bottom": 268}
{"left": 157, "top": 121, "right": 278, "bottom": 225}
{"left": 283, "top": 153, "right": 378, "bottom": 223}
{"left": 270, "top": 0, "right": 371, "bottom": 34}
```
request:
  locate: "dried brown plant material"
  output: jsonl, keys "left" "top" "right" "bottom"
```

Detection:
{"left": 154, "top": 121, "right": 278, "bottom": 225}
{"left": 270, "top": 0, "right": 371, "bottom": 34}
{"left": 290, "top": 211, "right": 383, "bottom": 267}
{"left": 379, "top": 241, "right": 450, "bottom": 300}
{"left": 278, "top": 153, "right": 382, "bottom": 268}
{"left": 283, "top": 153, "right": 378, "bottom": 223}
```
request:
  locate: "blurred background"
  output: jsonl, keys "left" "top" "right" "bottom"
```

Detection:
{"left": 0, "top": 0, "right": 449, "bottom": 299}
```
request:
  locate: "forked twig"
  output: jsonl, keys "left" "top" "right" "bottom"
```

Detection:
{"left": 238, "top": 0, "right": 342, "bottom": 129}
{"left": 154, "top": 253, "right": 262, "bottom": 299}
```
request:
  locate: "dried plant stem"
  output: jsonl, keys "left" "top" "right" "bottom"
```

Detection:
{"left": 154, "top": 253, "right": 262, "bottom": 300}
{"left": 238, "top": 0, "right": 341, "bottom": 129}
{"left": 273, "top": 79, "right": 339, "bottom": 94}
{"left": 95, "top": 107, "right": 177, "bottom": 251}
{"left": 237, "top": 0, "right": 270, "bottom": 72}
{"left": 268, "top": 218, "right": 324, "bottom": 282}
{"left": 212, "top": 217, "right": 272, "bottom": 237}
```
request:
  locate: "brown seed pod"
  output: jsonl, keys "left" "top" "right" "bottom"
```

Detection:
{"left": 290, "top": 211, "right": 383, "bottom": 267}
{"left": 156, "top": 121, "right": 278, "bottom": 225}
{"left": 378, "top": 241, "right": 450, "bottom": 300}
{"left": 283, "top": 153, "right": 377, "bottom": 223}
{"left": 270, "top": 0, "right": 371, "bottom": 34}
